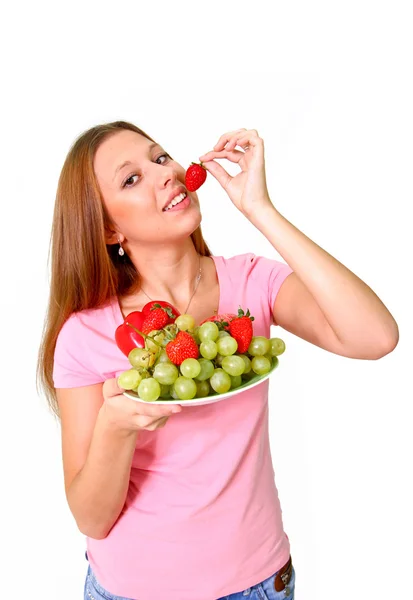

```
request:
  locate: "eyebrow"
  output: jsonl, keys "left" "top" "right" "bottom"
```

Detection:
{"left": 113, "top": 142, "right": 160, "bottom": 181}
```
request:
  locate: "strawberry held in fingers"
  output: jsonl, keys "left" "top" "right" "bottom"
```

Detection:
{"left": 185, "top": 162, "right": 207, "bottom": 192}
{"left": 228, "top": 308, "right": 255, "bottom": 354}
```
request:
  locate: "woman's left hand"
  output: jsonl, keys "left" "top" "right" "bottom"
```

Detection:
{"left": 199, "top": 128, "right": 274, "bottom": 218}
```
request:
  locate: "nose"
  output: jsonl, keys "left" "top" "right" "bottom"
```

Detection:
{"left": 156, "top": 163, "right": 178, "bottom": 189}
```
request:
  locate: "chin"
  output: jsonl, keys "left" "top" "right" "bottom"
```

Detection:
{"left": 179, "top": 207, "right": 203, "bottom": 240}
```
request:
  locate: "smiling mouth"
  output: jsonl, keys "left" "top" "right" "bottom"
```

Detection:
{"left": 163, "top": 191, "right": 188, "bottom": 211}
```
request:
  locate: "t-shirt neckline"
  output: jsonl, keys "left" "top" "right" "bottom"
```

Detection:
{"left": 112, "top": 254, "right": 223, "bottom": 324}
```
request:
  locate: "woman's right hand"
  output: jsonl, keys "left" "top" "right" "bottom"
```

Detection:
{"left": 101, "top": 377, "right": 182, "bottom": 432}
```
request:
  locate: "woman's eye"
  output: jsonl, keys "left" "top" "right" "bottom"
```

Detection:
{"left": 123, "top": 174, "right": 139, "bottom": 188}
{"left": 156, "top": 153, "right": 170, "bottom": 164}
{"left": 122, "top": 155, "right": 171, "bottom": 188}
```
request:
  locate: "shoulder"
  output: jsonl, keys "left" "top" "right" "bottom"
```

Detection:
{"left": 53, "top": 299, "right": 120, "bottom": 388}
{"left": 56, "top": 299, "right": 118, "bottom": 345}
{"left": 212, "top": 252, "right": 292, "bottom": 283}
{"left": 211, "top": 252, "right": 255, "bottom": 279}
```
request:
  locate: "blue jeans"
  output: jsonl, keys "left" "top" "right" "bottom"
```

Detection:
{"left": 84, "top": 553, "right": 295, "bottom": 600}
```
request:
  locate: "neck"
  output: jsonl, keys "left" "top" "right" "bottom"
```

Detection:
{"left": 124, "top": 238, "right": 201, "bottom": 309}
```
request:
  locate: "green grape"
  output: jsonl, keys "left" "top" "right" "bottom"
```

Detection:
{"left": 248, "top": 336, "right": 270, "bottom": 357}
{"left": 145, "top": 338, "right": 158, "bottom": 353}
{"left": 145, "top": 330, "right": 166, "bottom": 352}
{"left": 200, "top": 340, "right": 218, "bottom": 360}
{"left": 170, "top": 385, "right": 180, "bottom": 400}
{"left": 198, "top": 321, "right": 219, "bottom": 342}
{"left": 138, "top": 378, "right": 161, "bottom": 402}
{"left": 210, "top": 368, "right": 232, "bottom": 394}
{"left": 117, "top": 369, "right": 143, "bottom": 390}
{"left": 195, "top": 380, "right": 210, "bottom": 398}
{"left": 175, "top": 314, "right": 195, "bottom": 331}
{"left": 160, "top": 335, "right": 170, "bottom": 347}
{"left": 221, "top": 355, "right": 246, "bottom": 377}
{"left": 216, "top": 336, "right": 238, "bottom": 356}
{"left": 189, "top": 326, "right": 201, "bottom": 345}
{"left": 131, "top": 368, "right": 151, "bottom": 392}
{"left": 230, "top": 374, "right": 242, "bottom": 389}
{"left": 239, "top": 354, "right": 252, "bottom": 374}
{"left": 264, "top": 353, "right": 273, "bottom": 364}
{"left": 270, "top": 337, "right": 286, "bottom": 356}
{"left": 159, "top": 384, "right": 172, "bottom": 399}
{"left": 214, "top": 353, "right": 225, "bottom": 367}
{"left": 251, "top": 355, "right": 272, "bottom": 375}
{"left": 155, "top": 349, "right": 172, "bottom": 364}
{"left": 218, "top": 330, "right": 230, "bottom": 339}
{"left": 128, "top": 347, "right": 156, "bottom": 369}
{"left": 153, "top": 363, "right": 179, "bottom": 385}
{"left": 163, "top": 323, "right": 178, "bottom": 337}
{"left": 194, "top": 358, "right": 214, "bottom": 382}
{"left": 180, "top": 358, "right": 201, "bottom": 379}
{"left": 173, "top": 376, "right": 197, "bottom": 400}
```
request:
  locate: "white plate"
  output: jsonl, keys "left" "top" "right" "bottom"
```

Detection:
{"left": 123, "top": 357, "right": 279, "bottom": 406}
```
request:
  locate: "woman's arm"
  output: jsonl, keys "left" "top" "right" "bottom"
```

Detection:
{"left": 256, "top": 207, "right": 399, "bottom": 360}
{"left": 59, "top": 383, "right": 138, "bottom": 539}
{"left": 199, "top": 128, "right": 399, "bottom": 359}
{"left": 58, "top": 380, "right": 180, "bottom": 539}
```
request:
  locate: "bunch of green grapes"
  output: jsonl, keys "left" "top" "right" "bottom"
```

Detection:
{"left": 118, "top": 315, "right": 286, "bottom": 403}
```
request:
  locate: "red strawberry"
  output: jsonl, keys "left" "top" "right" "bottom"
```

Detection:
{"left": 141, "top": 303, "right": 176, "bottom": 334}
{"left": 199, "top": 313, "right": 237, "bottom": 331}
{"left": 142, "top": 301, "right": 179, "bottom": 323}
{"left": 166, "top": 331, "right": 199, "bottom": 365}
{"left": 141, "top": 302, "right": 177, "bottom": 334}
{"left": 228, "top": 308, "right": 255, "bottom": 354}
{"left": 185, "top": 162, "right": 207, "bottom": 192}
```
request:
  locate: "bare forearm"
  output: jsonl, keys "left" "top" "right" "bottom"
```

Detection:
{"left": 67, "top": 408, "right": 138, "bottom": 539}
{"left": 251, "top": 205, "right": 399, "bottom": 351}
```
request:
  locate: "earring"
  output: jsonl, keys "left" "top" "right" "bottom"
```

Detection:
{"left": 117, "top": 238, "right": 125, "bottom": 256}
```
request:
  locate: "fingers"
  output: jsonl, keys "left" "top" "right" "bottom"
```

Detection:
{"left": 103, "top": 377, "right": 126, "bottom": 400}
{"left": 200, "top": 129, "right": 263, "bottom": 171}
{"left": 143, "top": 416, "right": 169, "bottom": 431}
{"left": 104, "top": 377, "right": 182, "bottom": 418}
{"left": 201, "top": 160, "right": 232, "bottom": 190}
{"left": 213, "top": 128, "right": 247, "bottom": 151}
{"left": 136, "top": 402, "right": 182, "bottom": 418}
{"left": 228, "top": 133, "right": 263, "bottom": 155}
{"left": 212, "top": 129, "right": 261, "bottom": 153}
{"left": 134, "top": 414, "right": 170, "bottom": 431}
{"left": 199, "top": 149, "right": 245, "bottom": 164}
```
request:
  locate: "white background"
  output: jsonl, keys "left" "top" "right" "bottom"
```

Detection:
{"left": 1, "top": 1, "right": 412, "bottom": 599}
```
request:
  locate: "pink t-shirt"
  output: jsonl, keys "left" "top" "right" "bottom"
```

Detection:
{"left": 53, "top": 253, "right": 294, "bottom": 600}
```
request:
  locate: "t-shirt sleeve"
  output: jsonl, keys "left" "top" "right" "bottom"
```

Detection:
{"left": 53, "top": 313, "right": 104, "bottom": 388}
{"left": 250, "top": 254, "right": 294, "bottom": 324}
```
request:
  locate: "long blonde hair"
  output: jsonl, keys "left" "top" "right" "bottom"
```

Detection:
{"left": 37, "top": 121, "right": 211, "bottom": 418}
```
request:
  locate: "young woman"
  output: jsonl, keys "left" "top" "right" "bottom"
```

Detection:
{"left": 37, "top": 121, "right": 399, "bottom": 600}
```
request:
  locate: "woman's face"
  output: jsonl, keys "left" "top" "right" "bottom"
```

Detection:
{"left": 94, "top": 129, "right": 202, "bottom": 247}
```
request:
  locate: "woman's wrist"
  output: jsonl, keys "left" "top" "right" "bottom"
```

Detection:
{"left": 98, "top": 403, "right": 140, "bottom": 441}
